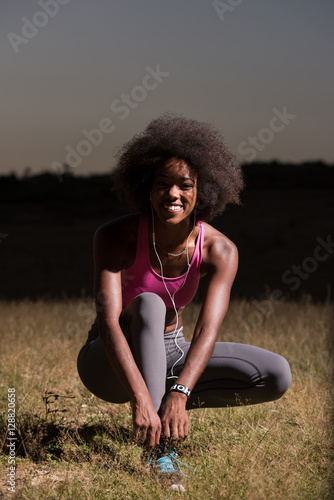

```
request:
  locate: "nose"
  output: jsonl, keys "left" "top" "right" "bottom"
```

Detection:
{"left": 167, "top": 184, "right": 179, "bottom": 198}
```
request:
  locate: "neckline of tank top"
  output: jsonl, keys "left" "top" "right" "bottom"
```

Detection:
{"left": 145, "top": 214, "right": 203, "bottom": 281}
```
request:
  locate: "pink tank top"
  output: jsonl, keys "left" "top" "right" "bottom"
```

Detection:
{"left": 121, "top": 213, "right": 204, "bottom": 310}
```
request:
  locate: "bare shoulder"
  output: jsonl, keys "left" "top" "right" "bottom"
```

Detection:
{"left": 95, "top": 213, "right": 140, "bottom": 240}
{"left": 201, "top": 222, "right": 238, "bottom": 274}
{"left": 94, "top": 213, "right": 141, "bottom": 269}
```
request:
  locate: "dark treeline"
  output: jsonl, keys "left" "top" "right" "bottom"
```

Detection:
{"left": 1, "top": 161, "right": 333, "bottom": 202}
{"left": 1, "top": 161, "right": 333, "bottom": 301}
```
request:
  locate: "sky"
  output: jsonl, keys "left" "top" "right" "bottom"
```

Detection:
{"left": 1, "top": 0, "right": 334, "bottom": 176}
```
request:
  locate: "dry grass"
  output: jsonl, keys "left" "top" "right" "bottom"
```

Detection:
{"left": 0, "top": 297, "right": 333, "bottom": 499}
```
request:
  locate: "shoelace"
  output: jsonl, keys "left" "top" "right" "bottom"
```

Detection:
{"left": 149, "top": 451, "right": 195, "bottom": 479}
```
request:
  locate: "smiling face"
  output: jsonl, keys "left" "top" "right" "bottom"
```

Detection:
{"left": 150, "top": 158, "right": 198, "bottom": 225}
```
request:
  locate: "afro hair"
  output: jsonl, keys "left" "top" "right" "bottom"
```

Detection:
{"left": 112, "top": 113, "right": 244, "bottom": 221}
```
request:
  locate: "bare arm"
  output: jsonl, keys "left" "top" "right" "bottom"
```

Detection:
{"left": 160, "top": 231, "right": 238, "bottom": 440}
{"left": 94, "top": 222, "right": 161, "bottom": 447}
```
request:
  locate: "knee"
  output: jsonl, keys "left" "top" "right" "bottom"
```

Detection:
{"left": 268, "top": 354, "right": 292, "bottom": 400}
{"left": 136, "top": 292, "right": 166, "bottom": 320}
{"left": 138, "top": 292, "right": 166, "bottom": 308}
{"left": 124, "top": 292, "right": 166, "bottom": 329}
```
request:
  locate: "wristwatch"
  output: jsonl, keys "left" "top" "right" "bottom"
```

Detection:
{"left": 169, "top": 383, "right": 191, "bottom": 398}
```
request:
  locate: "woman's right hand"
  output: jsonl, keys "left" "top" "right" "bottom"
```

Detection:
{"left": 132, "top": 396, "right": 162, "bottom": 448}
{"left": 94, "top": 221, "right": 162, "bottom": 448}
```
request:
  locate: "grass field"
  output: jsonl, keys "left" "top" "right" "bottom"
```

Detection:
{"left": 0, "top": 298, "right": 333, "bottom": 499}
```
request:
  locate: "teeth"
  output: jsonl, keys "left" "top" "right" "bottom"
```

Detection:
{"left": 164, "top": 205, "right": 182, "bottom": 211}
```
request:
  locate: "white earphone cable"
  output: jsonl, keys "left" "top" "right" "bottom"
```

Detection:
{"left": 151, "top": 203, "right": 196, "bottom": 379}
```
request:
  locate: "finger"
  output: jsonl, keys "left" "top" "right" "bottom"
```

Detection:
{"left": 178, "top": 424, "right": 188, "bottom": 442}
{"left": 178, "top": 425, "right": 185, "bottom": 440}
{"left": 184, "top": 418, "right": 189, "bottom": 438}
{"left": 134, "top": 426, "right": 147, "bottom": 446}
{"left": 146, "top": 428, "right": 155, "bottom": 449}
{"left": 145, "top": 424, "right": 161, "bottom": 448}
{"left": 162, "top": 422, "right": 171, "bottom": 439}
{"left": 171, "top": 423, "right": 179, "bottom": 441}
{"left": 140, "top": 427, "right": 148, "bottom": 445}
{"left": 155, "top": 426, "right": 161, "bottom": 446}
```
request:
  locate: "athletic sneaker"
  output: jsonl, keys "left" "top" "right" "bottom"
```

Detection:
{"left": 148, "top": 448, "right": 194, "bottom": 492}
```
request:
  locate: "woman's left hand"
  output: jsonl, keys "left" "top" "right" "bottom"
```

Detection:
{"left": 160, "top": 391, "right": 189, "bottom": 441}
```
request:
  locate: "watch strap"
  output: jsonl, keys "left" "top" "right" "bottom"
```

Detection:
{"left": 169, "top": 383, "right": 191, "bottom": 398}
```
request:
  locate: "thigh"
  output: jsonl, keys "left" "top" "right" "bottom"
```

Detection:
{"left": 77, "top": 333, "right": 130, "bottom": 404}
{"left": 168, "top": 340, "right": 291, "bottom": 408}
{"left": 167, "top": 340, "right": 263, "bottom": 387}
{"left": 196, "top": 342, "right": 270, "bottom": 386}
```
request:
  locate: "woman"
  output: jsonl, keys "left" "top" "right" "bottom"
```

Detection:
{"left": 77, "top": 113, "right": 291, "bottom": 489}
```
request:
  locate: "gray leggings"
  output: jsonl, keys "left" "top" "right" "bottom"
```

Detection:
{"left": 77, "top": 293, "right": 292, "bottom": 411}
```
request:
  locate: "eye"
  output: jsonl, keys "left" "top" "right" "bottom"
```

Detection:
{"left": 181, "top": 183, "right": 193, "bottom": 190}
